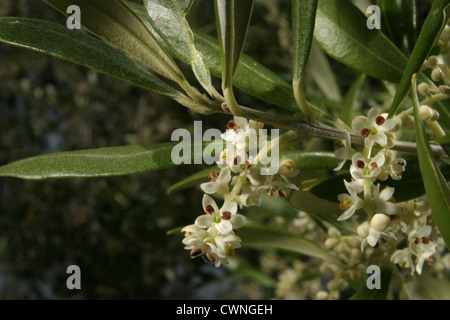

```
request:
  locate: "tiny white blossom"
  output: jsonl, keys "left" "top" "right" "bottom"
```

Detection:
{"left": 350, "top": 152, "right": 385, "bottom": 180}
{"left": 278, "top": 159, "right": 300, "bottom": 177}
{"left": 333, "top": 131, "right": 357, "bottom": 171}
{"left": 181, "top": 225, "right": 211, "bottom": 257}
{"left": 221, "top": 116, "right": 260, "bottom": 154}
{"left": 238, "top": 182, "right": 263, "bottom": 207}
{"left": 337, "top": 180, "right": 364, "bottom": 221}
{"left": 379, "top": 150, "right": 407, "bottom": 181}
{"left": 200, "top": 168, "right": 231, "bottom": 195}
{"left": 351, "top": 108, "right": 397, "bottom": 148}
{"left": 358, "top": 218, "right": 395, "bottom": 251}
{"left": 371, "top": 184, "right": 400, "bottom": 215}
{"left": 256, "top": 176, "right": 299, "bottom": 199}
{"left": 391, "top": 248, "right": 415, "bottom": 275}
{"left": 196, "top": 195, "right": 245, "bottom": 235}
{"left": 408, "top": 221, "right": 437, "bottom": 275}
{"left": 206, "top": 235, "right": 242, "bottom": 267}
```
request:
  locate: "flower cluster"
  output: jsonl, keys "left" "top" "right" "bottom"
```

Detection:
{"left": 327, "top": 107, "right": 447, "bottom": 299}
{"left": 181, "top": 116, "right": 299, "bottom": 266}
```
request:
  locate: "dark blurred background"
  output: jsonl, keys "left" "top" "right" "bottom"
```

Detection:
{"left": 0, "top": 0, "right": 304, "bottom": 299}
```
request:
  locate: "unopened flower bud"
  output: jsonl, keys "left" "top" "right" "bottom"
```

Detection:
{"left": 419, "top": 105, "right": 433, "bottom": 121}
{"left": 426, "top": 56, "right": 438, "bottom": 68}
{"left": 249, "top": 120, "right": 264, "bottom": 131}
{"left": 316, "top": 291, "right": 329, "bottom": 300}
{"left": 439, "top": 85, "right": 450, "bottom": 95}
{"left": 328, "top": 227, "right": 341, "bottom": 238}
{"left": 335, "top": 242, "right": 349, "bottom": 254}
{"left": 324, "top": 237, "right": 339, "bottom": 249}
{"left": 357, "top": 222, "right": 369, "bottom": 238}
{"left": 403, "top": 115, "right": 415, "bottom": 130}
{"left": 370, "top": 213, "right": 390, "bottom": 232}
{"left": 430, "top": 109, "right": 440, "bottom": 121}
{"left": 247, "top": 169, "right": 268, "bottom": 187}
{"left": 417, "top": 83, "right": 430, "bottom": 96}
{"left": 391, "top": 116, "right": 402, "bottom": 132}
{"left": 278, "top": 159, "right": 299, "bottom": 177}
{"left": 431, "top": 68, "right": 442, "bottom": 82}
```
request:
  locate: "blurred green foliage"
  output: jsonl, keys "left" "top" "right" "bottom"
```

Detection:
{"left": 0, "top": 0, "right": 250, "bottom": 299}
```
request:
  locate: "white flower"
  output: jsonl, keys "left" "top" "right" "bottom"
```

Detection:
{"left": 278, "top": 159, "right": 300, "bottom": 177}
{"left": 333, "top": 131, "right": 357, "bottom": 171}
{"left": 217, "top": 148, "right": 246, "bottom": 173}
{"left": 206, "top": 235, "right": 242, "bottom": 267}
{"left": 238, "top": 182, "right": 263, "bottom": 207}
{"left": 256, "top": 176, "right": 299, "bottom": 199}
{"left": 337, "top": 180, "right": 364, "bottom": 221}
{"left": 351, "top": 108, "right": 397, "bottom": 148}
{"left": 378, "top": 150, "right": 407, "bottom": 181}
{"left": 358, "top": 216, "right": 395, "bottom": 251}
{"left": 221, "top": 116, "right": 260, "bottom": 154}
{"left": 391, "top": 248, "right": 415, "bottom": 275}
{"left": 350, "top": 152, "right": 385, "bottom": 180}
{"left": 200, "top": 168, "right": 231, "bottom": 195}
{"left": 408, "top": 221, "right": 437, "bottom": 275}
{"left": 181, "top": 224, "right": 210, "bottom": 257}
{"left": 371, "top": 184, "right": 400, "bottom": 215}
{"left": 196, "top": 195, "right": 246, "bottom": 235}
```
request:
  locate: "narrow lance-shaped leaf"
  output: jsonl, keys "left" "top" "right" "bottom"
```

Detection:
{"left": 193, "top": 29, "right": 334, "bottom": 123}
{"left": 127, "top": 0, "right": 219, "bottom": 97}
{"left": 307, "top": 41, "right": 343, "bottom": 102}
{"left": 0, "top": 17, "right": 180, "bottom": 98}
{"left": 314, "top": 0, "right": 408, "bottom": 82}
{"left": 388, "top": 0, "right": 450, "bottom": 118}
{"left": 44, "top": 0, "right": 186, "bottom": 85}
{"left": 341, "top": 74, "right": 366, "bottom": 126}
{"left": 214, "top": 0, "right": 254, "bottom": 113}
{"left": 238, "top": 224, "right": 335, "bottom": 261}
{"left": 411, "top": 73, "right": 450, "bottom": 248}
{"left": 292, "top": 0, "right": 317, "bottom": 120}
{"left": 0, "top": 142, "right": 205, "bottom": 180}
{"left": 166, "top": 166, "right": 216, "bottom": 194}
{"left": 376, "top": 0, "right": 418, "bottom": 54}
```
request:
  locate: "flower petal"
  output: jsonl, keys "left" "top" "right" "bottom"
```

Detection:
{"left": 195, "top": 214, "right": 213, "bottom": 229}
{"left": 202, "top": 194, "right": 219, "bottom": 214}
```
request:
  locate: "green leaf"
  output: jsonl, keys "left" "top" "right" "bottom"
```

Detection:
{"left": 214, "top": 0, "right": 254, "bottom": 90}
{"left": 350, "top": 268, "right": 392, "bottom": 300}
{"left": 377, "top": 0, "right": 418, "bottom": 54}
{"left": 308, "top": 159, "right": 450, "bottom": 203}
{"left": 0, "top": 17, "right": 180, "bottom": 98}
{"left": 388, "top": 0, "right": 450, "bottom": 118}
{"left": 279, "top": 150, "right": 341, "bottom": 170}
{"left": 307, "top": 41, "right": 342, "bottom": 102}
{"left": 341, "top": 74, "right": 366, "bottom": 126}
{"left": 0, "top": 143, "right": 198, "bottom": 180}
{"left": 193, "top": 29, "right": 334, "bottom": 123}
{"left": 44, "top": 0, "right": 185, "bottom": 84}
{"left": 289, "top": 188, "right": 343, "bottom": 224}
{"left": 407, "top": 269, "right": 450, "bottom": 299}
{"left": 412, "top": 74, "right": 450, "bottom": 248}
{"left": 292, "top": 0, "right": 318, "bottom": 119}
{"left": 193, "top": 29, "right": 296, "bottom": 111}
{"left": 239, "top": 224, "right": 333, "bottom": 261}
{"left": 314, "top": 0, "right": 407, "bottom": 82}
{"left": 166, "top": 166, "right": 215, "bottom": 194}
{"left": 123, "top": 0, "right": 216, "bottom": 97}
{"left": 292, "top": 0, "right": 317, "bottom": 82}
